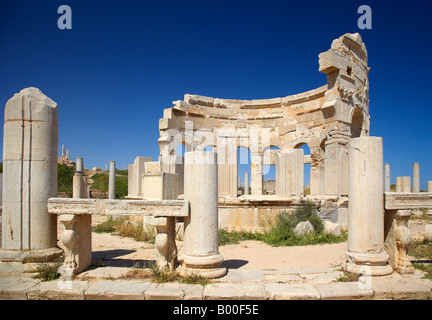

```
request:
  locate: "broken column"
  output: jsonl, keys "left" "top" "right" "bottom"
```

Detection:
{"left": 109, "top": 160, "right": 116, "bottom": 199}
{"left": 412, "top": 162, "right": 420, "bottom": 193}
{"left": 384, "top": 163, "right": 391, "bottom": 192}
{"left": 180, "top": 151, "right": 226, "bottom": 278}
{"left": 345, "top": 136, "right": 392, "bottom": 276}
{"left": 0, "top": 88, "right": 63, "bottom": 271}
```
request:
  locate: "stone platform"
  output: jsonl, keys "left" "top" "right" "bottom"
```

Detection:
{"left": 1, "top": 267, "right": 431, "bottom": 300}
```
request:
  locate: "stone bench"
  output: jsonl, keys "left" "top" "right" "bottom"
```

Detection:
{"left": 47, "top": 198, "right": 189, "bottom": 276}
{"left": 384, "top": 192, "right": 432, "bottom": 274}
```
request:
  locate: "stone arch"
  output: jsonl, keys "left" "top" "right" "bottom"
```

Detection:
{"left": 350, "top": 108, "right": 364, "bottom": 138}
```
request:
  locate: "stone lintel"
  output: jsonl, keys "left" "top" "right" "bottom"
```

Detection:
{"left": 384, "top": 192, "right": 432, "bottom": 210}
{"left": 47, "top": 198, "right": 189, "bottom": 217}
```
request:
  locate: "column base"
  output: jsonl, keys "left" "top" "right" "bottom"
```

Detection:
{"left": 344, "top": 251, "right": 393, "bottom": 276}
{"left": 178, "top": 253, "right": 227, "bottom": 279}
{"left": 0, "top": 247, "right": 63, "bottom": 273}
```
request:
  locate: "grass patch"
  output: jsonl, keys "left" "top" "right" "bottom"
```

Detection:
{"left": 408, "top": 238, "right": 432, "bottom": 279}
{"left": 122, "top": 262, "right": 211, "bottom": 286}
{"left": 92, "top": 216, "right": 156, "bottom": 243}
{"left": 336, "top": 270, "right": 360, "bottom": 282}
{"left": 218, "top": 201, "right": 347, "bottom": 247}
{"left": 33, "top": 260, "right": 62, "bottom": 281}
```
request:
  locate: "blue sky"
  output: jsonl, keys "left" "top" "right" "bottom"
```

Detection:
{"left": 1, "top": 0, "right": 431, "bottom": 189}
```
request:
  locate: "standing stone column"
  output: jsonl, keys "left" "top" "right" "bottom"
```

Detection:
{"left": 384, "top": 163, "right": 391, "bottom": 192}
{"left": 109, "top": 160, "right": 116, "bottom": 199}
{"left": 73, "top": 157, "right": 88, "bottom": 199}
{"left": 244, "top": 172, "right": 250, "bottom": 195}
{"left": 412, "top": 162, "right": 420, "bottom": 193}
{"left": 345, "top": 137, "right": 392, "bottom": 276}
{"left": 179, "top": 151, "right": 226, "bottom": 278}
{"left": 0, "top": 88, "right": 63, "bottom": 271}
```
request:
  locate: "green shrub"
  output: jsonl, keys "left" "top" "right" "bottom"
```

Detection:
{"left": 218, "top": 202, "right": 347, "bottom": 247}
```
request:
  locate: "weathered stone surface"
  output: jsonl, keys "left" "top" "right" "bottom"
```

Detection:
{"left": 27, "top": 280, "right": 88, "bottom": 300}
{"left": 47, "top": 198, "right": 189, "bottom": 217}
{"left": 144, "top": 283, "right": 203, "bottom": 300}
{"left": 0, "top": 276, "right": 40, "bottom": 300}
{"left": 265, "top": 283, "right": 320, "bottom": 300}
{"left": 84, "top": 280, "right": 151, "bottom": 300}
{"left": 203, "top": 283, "right": 268, "bottom": 300}
{"left": 385, "top": 192, "right": 432, "bottom": 210}
{"left": 315, "top": 282, "right": 373, "bottom": 300}
{"left": 323, "top": 221, "right": 341, "bottom": 236}
{"left": 294, "top": 221, "right": 315, "bottom": 236}
{"left": 225, "top": 269, "right": 264, "bottom": 282}
{"left": 366, "top": 276, "right": 431, "bottom": 300}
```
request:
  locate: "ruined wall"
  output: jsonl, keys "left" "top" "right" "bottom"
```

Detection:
{"left": 157, "top": 33, "right": 370, "bottom": 199}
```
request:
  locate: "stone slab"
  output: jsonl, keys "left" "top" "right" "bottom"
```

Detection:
{"left": 203, "top": 283, "right": 268, "bottom": 300}
{"left": 225, "top": 269, "right": 264, "bottom": 282}
{"left": 364, "top": 276, "right": 431, "bottom": 300}
{"left": 315, "top": 282, "right": 373, "bottom": 300}
{"left": 84, "top": 280, "right": 151, "bottom": 300}
{"left": 27, "top": 280, "right": 89, "bottom": 300}
{"left": 0, "top": 275, "right": 41, "bottom": 300}
{"left": 144, "top": 283, "right": 203, "bottom": 300}
{"left": 47, "top": 198, "right": 189, "bottom": 217}
{"left": 265, "top": 283, "right": 320, "bottom": 300}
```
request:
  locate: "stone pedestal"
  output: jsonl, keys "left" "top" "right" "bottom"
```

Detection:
{"left": 0, "top": 88, "right": 63, "bottom": 272}
{"left": 179, "top": 151, "right": 226, "bottom": 278}
{"left": 344, "top": 137, "right": 392, "bottom": 276}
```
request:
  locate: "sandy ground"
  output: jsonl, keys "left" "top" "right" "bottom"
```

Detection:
{"left": 77, "top": 216, "right": 428, "bottom": 278}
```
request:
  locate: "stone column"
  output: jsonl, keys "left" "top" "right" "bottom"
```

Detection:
{"left": 384, "top": 163, "right": 391, "bottom": 192}
{"left": 0, "top": 88, "right": 63, "bottom": 272}
{"left": 401, "top": 177, "right": 411, "bottom": 193}
{"left": 412, "top": 162, "right": 420, "bottom": 193}
{"left": 244, "top": 172, "right": 250, "bottom": 195}
{"left": 345, "top": 136, "right": 392, "bottom": 276}
{"left": 109, "top": 160, "right": 116, "bottom": 199}
{"left": 180, "top": 151, "right": 226, "bottom": 278}
{"left": 73, "top": 158, "right": 88, "bottom": 199}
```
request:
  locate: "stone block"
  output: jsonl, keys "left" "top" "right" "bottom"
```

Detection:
{"left": 84, "top": 280, "right": 151, "bottom": 300}
{"left": 27, "top": 280, "right": 88, "bottom": 300}
{"left": 144, "top": 283, "right": 203, "bottom": 300}
{"left": 203, "top": 283, "right": 268, "bottom": 300}
{"left": 293, "top": 221, "right": 314, "bottom": 236}
{"left": 265, "top": 283, "right": 320, "bottom": 300}
{"left": 315, "top": 282, "right": 373, "bottom": 300}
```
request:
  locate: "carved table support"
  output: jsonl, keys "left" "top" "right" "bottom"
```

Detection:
{"left": 394, "top": 210, "right": 414, "bottom": 274}
{"left": 57, "top": 213, "right": 92, "bottom": 276}
{"left": 384, "top": 209, "right": 414, "bottom": 274}
{"left": 151, "top": 217, "right": 178, "bottom": 272}
{"left": 58, "top": 215, "right": 78, "bottom": 276}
